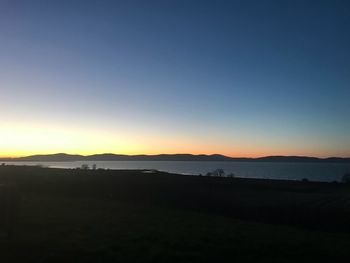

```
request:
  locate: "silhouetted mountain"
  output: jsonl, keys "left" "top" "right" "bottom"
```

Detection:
{"left": 1, "top": 153, "right": 350, "bottom": 163}
{"left": 15, "top": 153, "right": 85, "bottom": 162}
{"left": 82, "top": 153, "right": 234, "bottom": 161}
{"left": 255, "top": 156, "right": 350, "bottom": 163}
{"left": 255, "top": 156, "right": 321, "bottom": 162}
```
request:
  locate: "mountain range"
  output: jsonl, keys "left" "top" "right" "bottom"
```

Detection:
{"left": 1, "top": 153, "right": 350, "bottom": 163}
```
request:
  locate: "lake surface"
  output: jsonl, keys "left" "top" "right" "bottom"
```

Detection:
{"left": 3, "top": 161, "right": 350, "bottom": 182}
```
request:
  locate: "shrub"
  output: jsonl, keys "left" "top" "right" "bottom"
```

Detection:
{"left": 81, "top": 164, "right": 89, "bottom": 170}
{"left": 207, "top": 169, "right": 225, "bottom": 177}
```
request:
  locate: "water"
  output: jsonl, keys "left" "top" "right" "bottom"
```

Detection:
{"left": 3, "top": 161, "right": 350, "bottom": 182}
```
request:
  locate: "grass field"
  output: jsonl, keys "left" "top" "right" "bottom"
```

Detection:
{"left": 1, "top": 165, "right": 350, "bottom": 262}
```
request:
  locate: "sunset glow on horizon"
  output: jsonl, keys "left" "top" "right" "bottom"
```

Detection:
{"left": 1, "top": 119, "right": 348, "bottom": 158}
{"left": 1, "top": 1, "right": 349, "bottom": 159}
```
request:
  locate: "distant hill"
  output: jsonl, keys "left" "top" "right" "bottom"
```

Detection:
{"left": 14, "top": 153, "right": 85, "bottom": 162}
{"left": 1, "top": 153, "right": 350, "bottom": 163}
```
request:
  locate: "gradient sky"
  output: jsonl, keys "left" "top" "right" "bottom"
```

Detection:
{"left": 1, "top": 0, "right": 349, "bottom": 158}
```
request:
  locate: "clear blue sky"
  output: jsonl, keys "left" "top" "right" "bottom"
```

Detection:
{"left": 1, "top": 0, "right": 349, "bottom": 157}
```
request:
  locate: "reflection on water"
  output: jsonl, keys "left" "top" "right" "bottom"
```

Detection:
{"left": 3, "top": 161, "right": 350, "bottom": 182}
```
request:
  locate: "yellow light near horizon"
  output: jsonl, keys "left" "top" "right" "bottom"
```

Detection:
{"left": 0, "top": 122, "right": 142, "bottom": 157}
{"left": 0, "top": 122, "right": 247, "bottom": 158}
{"left": 1, "top": 121, "right": 345, "bottom": 158}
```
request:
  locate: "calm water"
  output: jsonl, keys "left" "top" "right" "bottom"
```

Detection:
{"left": 3, "top": 161, "right": 350, "bottom": 182}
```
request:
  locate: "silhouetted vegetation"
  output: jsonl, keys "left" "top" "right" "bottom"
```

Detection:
{"left": 206, "top": 168, "right": 225, "bottom": 177}
{"left": 81, "top": 164, "right": 89, "bottom": 170}
{"left": 1, "top": 166, "right": 350, "bottom": 262}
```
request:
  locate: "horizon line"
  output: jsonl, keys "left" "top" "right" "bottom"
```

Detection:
{"left": 1, "top": 152, "right": 349, "bottom": 159}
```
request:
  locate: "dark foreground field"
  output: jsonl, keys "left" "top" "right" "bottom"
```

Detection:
{"left": 1, "top": 166, "right": 350, "bottom": 262}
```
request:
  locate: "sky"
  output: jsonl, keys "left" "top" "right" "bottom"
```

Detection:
{"left": 0, "top": 0, "right": 349, "bottom": 158}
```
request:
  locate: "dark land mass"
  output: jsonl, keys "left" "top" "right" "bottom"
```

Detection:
{"left": 1, "top": 153, "right": 350, "bottom": 163}
{"left": 1, "top": 166, "right": 350, "bottom": 262}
